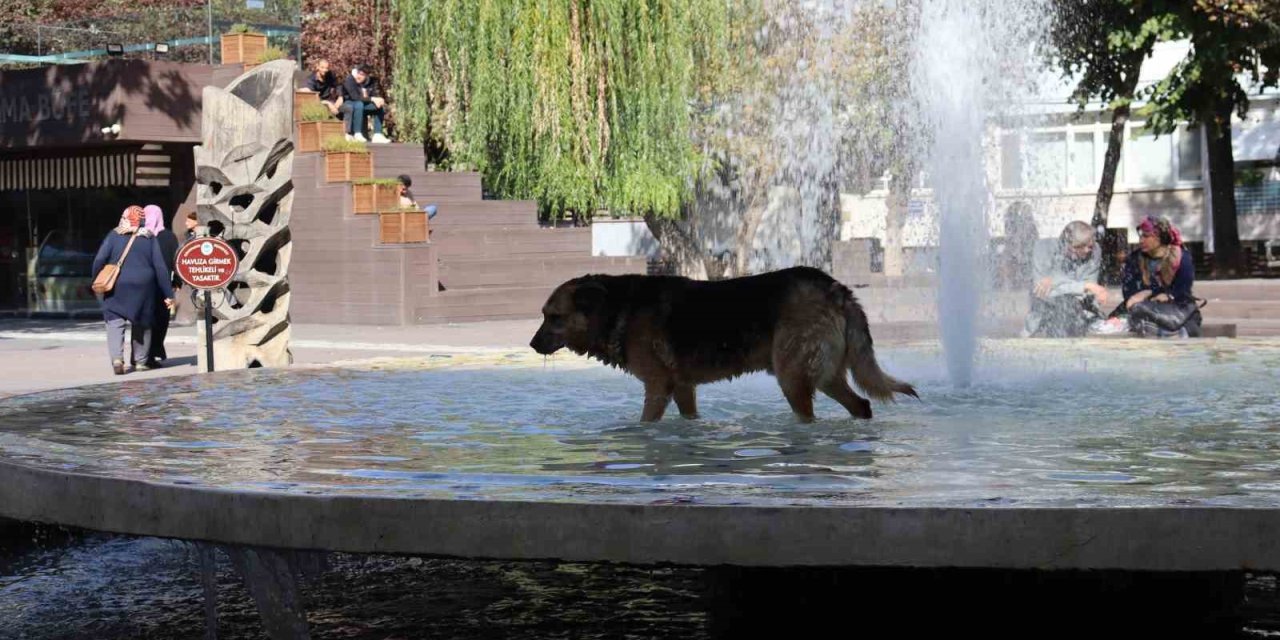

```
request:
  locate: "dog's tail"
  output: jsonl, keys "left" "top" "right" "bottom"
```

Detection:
{"left": 835, "top": 283, "right": 918, "bottom": 402}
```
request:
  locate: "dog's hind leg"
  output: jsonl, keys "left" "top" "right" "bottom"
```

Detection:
{"left": 641, "top": 380, "right": 673, "bottom": 422}
{"left": 772, "top": 330, "right": 823, "bottom": 423}
{"left": 674, "top": 385, "right": 699, "bottom": 419}
{"left": 820, "top": 377, "right": 873, "bottom": 419}
{"left": 778, "top": 375, "right": 816, "bottom": 423}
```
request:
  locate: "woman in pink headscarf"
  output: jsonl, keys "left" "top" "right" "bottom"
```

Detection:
{"left": 1120, "top": 215, "right": 1199, "bottom": 337}
{"left": 143, "top": 205, "right": 181, "bottom": 367}
{"left": 91, "top": 206, "right": 175, "bottom": 374}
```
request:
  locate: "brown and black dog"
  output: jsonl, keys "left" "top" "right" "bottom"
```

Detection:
{"left": 530, "top": 266, "right": 917, "bottom": 422}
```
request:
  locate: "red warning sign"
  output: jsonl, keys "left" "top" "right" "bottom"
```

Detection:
{"left": 176, "top": 237, "right": 238, "bottom": 290}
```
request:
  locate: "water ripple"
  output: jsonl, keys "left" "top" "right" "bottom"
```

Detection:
{"left": 0, "top": 342, "right": 1278, "bottom": 507}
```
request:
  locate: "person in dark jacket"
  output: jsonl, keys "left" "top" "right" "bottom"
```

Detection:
{"left": 1120, "top": 215, "right": 1199, "bottom": 337}
{"left": 339, "top": 65, "right": 390, "bottom": 144}
{"left": 91, "top": 206, "right": 175, "bottom": 375}
{"left": 143, "top": 205, "right": 180, "bottom": 367}
{"left": 171, "top": 210, "right": 201, "bottom": 326}
{"left": 305, "top": 58, "right": 343, "bottom": 117}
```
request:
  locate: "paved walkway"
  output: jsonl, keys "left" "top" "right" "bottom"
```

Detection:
{"left": 0, "top": 319, "right": 544, "bottom": 398}
{"left": 6, "top": 276, "right": 1274, "bottom": 398}
{"left": 1, "top": 314, "right": 999, "bottom": 398}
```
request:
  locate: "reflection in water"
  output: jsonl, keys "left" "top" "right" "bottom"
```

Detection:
{"left": 0, "top": 341, "right": 1278, "bottom": 507}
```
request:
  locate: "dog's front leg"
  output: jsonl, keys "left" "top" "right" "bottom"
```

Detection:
{"left": 674, "top": 385, "right": 699, "bottom": 419}
{"left": 640, "top": 380, "right": 673, "bottom": 422}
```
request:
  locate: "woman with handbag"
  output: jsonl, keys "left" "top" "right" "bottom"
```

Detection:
{"left": 90, "top": 206, "right": 175, "bottom": 375}
{"left": 1120, "top": 216, "right": 1201, "bottom": 338}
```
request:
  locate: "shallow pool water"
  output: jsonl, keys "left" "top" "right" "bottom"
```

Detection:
{"left": 0, "top": 340, "right": 1277, "bottom": 508}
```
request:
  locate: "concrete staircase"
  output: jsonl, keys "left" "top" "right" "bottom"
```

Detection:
{"left": 289, "top": 140, "right": 644, "bottom": 325}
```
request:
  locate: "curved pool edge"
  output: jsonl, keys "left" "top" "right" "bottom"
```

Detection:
{"left": 4, "top": 341, "right": 1279, "bottom": 571}
{"left": 0, "top": 349, "right": 603, "bottom": 401}
{"left": 3, "top": 457, "right": 1279, "bottom": 571}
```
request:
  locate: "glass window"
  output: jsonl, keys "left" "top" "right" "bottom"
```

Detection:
{"left": 1177, "top": 126, "right": 1203, "bottom": 182}
{"left": 1000, "top": 133, "right": 1022, "bottom": 190}
{"left": 1025, "top": 132, "right": 1066, "bottom": 190}
{"left": 1124, "top": 126, "right": 1173, "bottom": 186}
{"left": 1069, "top": 132, "right": 1095, "bottom": 188}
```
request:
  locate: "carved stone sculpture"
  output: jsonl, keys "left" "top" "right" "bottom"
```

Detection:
{"left": 193, "top": 60, "right": 295, "bottom": 370}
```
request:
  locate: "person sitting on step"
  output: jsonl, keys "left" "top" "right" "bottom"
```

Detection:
{"left": 1118, "top": 216, "right": 1200, "bottom": 338}
{"left": 304, "top": 59, "right": 344, "bottom": 117}
{"left": 396, "top": 175, "right": 438, "bottom": 221}
{"left": 1021, "top": 220, "right": 1109, "bottom": 337}
{"left": 340, "top": 64, "right": 390, "bottom": 144}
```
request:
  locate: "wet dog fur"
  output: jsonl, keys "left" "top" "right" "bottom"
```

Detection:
{"left": 530, "top": 266, "right": 917, "bottom": 422}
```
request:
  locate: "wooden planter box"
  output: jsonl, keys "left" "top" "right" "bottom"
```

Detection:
{"left": 324, "top": 151, "right": 373, "bottom": 183}
{"left": 294, "top": 90, "right": 320, "bottom": 121}
{"left": 352, "top": 183, "right": 401, "bottom": 214}
{"left": 221, "top": 33, "right": 267, "bottom": 65}
{"left": 297, "top": 120, "right": 344, "bottom": 153}
{"left": 380, "top": 211, "right": 429, "bottom": 243}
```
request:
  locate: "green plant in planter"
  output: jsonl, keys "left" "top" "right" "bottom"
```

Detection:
{"left": 227, "top": 23, "right": 259, "bottom": 35}
{"left": 322, "top": 136, "right": 368, "bottom": 153}
{"left": 353, "top": 178, "right": 402, "bottom": 186}
{"left": 256, "top": 47, "right": 287, "bottom": 64}
{"left": 298, "top": 102, "right": 333, "bottom": 122}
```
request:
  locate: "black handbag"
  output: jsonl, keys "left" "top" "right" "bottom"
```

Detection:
{"left": 1128, "top": 298, "right": 1207, "bottom": 332}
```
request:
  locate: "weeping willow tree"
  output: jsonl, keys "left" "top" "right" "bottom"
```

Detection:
{"left": 392, "top": 0, "right": 732, "bottom": 222}
{"left": 675, "top": 0, "right": 923, "bottom": 278}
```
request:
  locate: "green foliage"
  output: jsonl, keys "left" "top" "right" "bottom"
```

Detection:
{"left": 1053, "top": 1, "right": 1279, "bottom": 134}
{"left": 0, "top": 0, "right": 297, "bottom": 64}
{"left": 1236, "top": 168, "right": 1266, "bottom": 187}
{"left": 707, "top": 1, "right": 922, "bottom": 196}
{"left": 321, "top": 135, "right": 368, "bottom": 153}
{"left": 353, "top": 177, "right": 402, "bottom": 186}
{"left": 256, "top": 46, "right": 287, "bottom": 63}
{"left": 1140, "top": 1, "right": 1280, "bottom": 135}
{"left": 298, "top": 101, "right": 333, "bottom": 122}
{"left": 227, "top": 23, "right": 259, "bottom": 35}
{"left": 392, "top": 0, "right": 733, "bottom": 221}
{"left": 1049, "top": 0, "right": 1279, "bottom": 268}
{"left": 301, "top": 0, "right": 397, "bottom": 119}
{"left": 1044, "top": 1, "right": 1166, "bottom": 112}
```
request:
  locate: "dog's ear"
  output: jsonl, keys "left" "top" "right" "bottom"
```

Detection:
{"left": 572, "top": 280, "right": 608, "bottom": 314}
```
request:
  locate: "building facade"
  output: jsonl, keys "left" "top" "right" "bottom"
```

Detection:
{"left": 0, "top": 59, "right": 240, "bottom": 314}
{"left": 841, "top": 41, "right": 1280, "bottom": 256}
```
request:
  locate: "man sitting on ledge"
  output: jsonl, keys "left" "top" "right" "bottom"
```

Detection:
{"left": 340, "top": 64, "right": 390, "bottom": 144}
{"left": 1022, "top": 220, "right": 1109, "bottom": 338}
{"left": 304, "top": 58, "right": 343, "bottom": 117}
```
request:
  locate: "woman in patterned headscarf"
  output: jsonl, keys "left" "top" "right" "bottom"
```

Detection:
{"left": 91, "top": 206, "right": 176, "bottom": 375}
{"left": 1121, "top": 215, "right": 1198, "bottom": 336}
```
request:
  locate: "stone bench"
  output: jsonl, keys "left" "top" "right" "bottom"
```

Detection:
{"left": 1201, "top": 323, "right": 1238, "bottom": 338}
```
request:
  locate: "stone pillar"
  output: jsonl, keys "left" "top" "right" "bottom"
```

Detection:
{"left": 193, "top": 60, "right": 295, "bottom": 370}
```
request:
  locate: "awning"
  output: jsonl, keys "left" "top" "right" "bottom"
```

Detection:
{"left": 0, "top": 147, "right": 148, "bottom": 192}
{"left": 134, "top": 144, "right": 173, "bottom": 188}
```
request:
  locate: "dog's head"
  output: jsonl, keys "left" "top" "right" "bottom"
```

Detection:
{"left": 530, "top": 276, "right": 609, "bottom": 355}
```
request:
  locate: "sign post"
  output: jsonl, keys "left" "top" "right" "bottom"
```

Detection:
{"left": 175, "top": 237, "right": 239, "bottom": 373}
